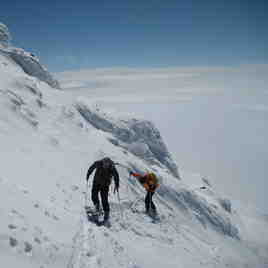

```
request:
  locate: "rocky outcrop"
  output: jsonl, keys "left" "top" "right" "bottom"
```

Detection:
{"left": 75, "top": 99, "right": 180, "bottom": 178}
{"left": 0, "top": 47, "right": 60, "bottom": 89}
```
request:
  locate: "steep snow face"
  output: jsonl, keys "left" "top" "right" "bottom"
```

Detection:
{"left": 0, "top": 52, "right": 50, "bottom": 128}
{"left": 75, "top": 98, "right": 180, "bottom": 178}
{"left": 0, "top": 47, "right": 60, "bottom": 89}
{"left": 1, "top": 51, "right": 268, "bottom": 268}
{"left": 157, "top": 185, "right": 240, "bottom": 239}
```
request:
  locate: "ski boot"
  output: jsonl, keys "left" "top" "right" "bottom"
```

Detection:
{"left": 101, "top": 211, "right": 111, "bottom": 227}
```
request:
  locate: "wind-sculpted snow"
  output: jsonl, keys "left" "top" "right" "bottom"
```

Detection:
{"left": 157, "top": 185, "right": 240, "bottom": 239}
{"left": 0, "top": 47, "right": 60, "bottom": 89}
{"left": 218, "top": 198, "right": 232, "bottom": 213}
{"left": 0, "top": 70, "right": 45, "bottom": 127}
{"left": 75, "top": 99, "right": 180, "bottom": 178}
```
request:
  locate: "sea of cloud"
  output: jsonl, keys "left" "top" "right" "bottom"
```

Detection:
{"left": 57, "top": 64, "right": 268, "bottom": 213}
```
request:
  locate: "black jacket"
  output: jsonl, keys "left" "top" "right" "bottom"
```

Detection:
{"left": 86, "top": 160, "right": 119, "bottom": 188}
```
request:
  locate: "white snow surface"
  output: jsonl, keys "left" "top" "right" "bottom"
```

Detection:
{"left": 0, "top": 53, "right": 268, "bottom": 268}
{"left": 0, "top": 46, "right": 60, "bottom": 89}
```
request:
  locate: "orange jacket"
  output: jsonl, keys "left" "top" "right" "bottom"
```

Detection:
{"left": 131, "top": 172, "right": 160, "bottom": 192}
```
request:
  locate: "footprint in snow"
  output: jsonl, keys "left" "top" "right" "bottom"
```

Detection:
{"left": 50, "top": 196, "right": 56, "bottom": 202}
{"left": 34, "top": 226, "right": 43, "bottom": 234}
{"left": 8, "top": 224, "right": 17, "bottom": 230}
{"left": 24, "top": 241, "right": 33, "bottom": 253}
{"left": 43, "top": 235, "right": 50, "bottom": 242}
{"left": 71, "top": 185, "right": 79, "bottom": 191}
{"left": 22, "top": 189, "right": 29, "bottom": 194}
{"left": 11, "top": 209, "right": 19, "bottom": 215}
{"left": 9, "top": 237, "right": 18, "bottom": 247}
{"left": 11, "top": 209, "right": 24, "bottom": 219}
{"left": 34, "top": 237, "right": 42, "bottom": 244}
{"left": 44, "top": 210, "right": 50, "bottom": 217}
{"left": 52, "top": 215, "right": 59, "bottom": 221}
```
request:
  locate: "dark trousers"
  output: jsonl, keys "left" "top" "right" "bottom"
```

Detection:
{"left": 145, "top": 191, "right": 156, "bottom": 212}
{"left": 91, "top": 184, "right": 110, "bottom": 213}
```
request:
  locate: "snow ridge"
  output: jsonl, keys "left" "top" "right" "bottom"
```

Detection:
{"left": 0, "top": 47, "right": 60, "bottom": 89}
{"left": 75, "top": 99, "right": 180, "bottom": 178}
{"left": 158, "top": 185, "right": 239, "bottom": 239}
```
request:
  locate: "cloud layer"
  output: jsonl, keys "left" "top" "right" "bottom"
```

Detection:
{"left": 57, "top": 64, "right": 268, "bottom": 103}
{"left": 57, "top": 64, "right": 268, "bottom": 213}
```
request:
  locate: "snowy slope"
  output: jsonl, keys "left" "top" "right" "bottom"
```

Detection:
{"left": 0, "top": 51, "right": 268, "bottom": 268}
{"left": 0, "top": 46, "right": 60, "bottom": 89}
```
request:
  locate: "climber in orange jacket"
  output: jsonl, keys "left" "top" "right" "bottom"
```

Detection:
{"left": 129, "top": 171, "right": 160, "bottom": 215}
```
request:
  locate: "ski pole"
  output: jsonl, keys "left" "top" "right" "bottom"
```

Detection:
{"left": 130, "top": 197, "right": 143, "bottom": 211}
{"left": 85, "top": 180, "right": 89, "bottom": 208}
{"left": 117, "top": 190, "right": 124, "bottom": 220}
{"left": 126, "top": 173, "right": 131, "bottom": 199}
{"left": 149, "top": 192, "right": 152, "bottom": 213}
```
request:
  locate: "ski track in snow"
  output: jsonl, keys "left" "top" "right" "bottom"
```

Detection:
{"left": 68, "top": 209, "right": 140, "bottom": 268}
{"left": 67, "top": 195, "right": 225, "bottom": 268}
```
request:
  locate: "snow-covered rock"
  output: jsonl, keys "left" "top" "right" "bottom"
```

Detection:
{"left": 158, "top": 185, "right": 239, "bottom": 238}
{"left": 0, "top": 51, "right": 50, "bottom": 128}
{"left": 0, "top": 22, "right": 60, "bottom": 89}
{"left": 0, "top": 47, "right": 60, "bottom": 89}
{"left": 0, "top": 23, "right": 11, "bottom": 48}
{"left": 75, "top": 99, "right": 180, "bottom": 178}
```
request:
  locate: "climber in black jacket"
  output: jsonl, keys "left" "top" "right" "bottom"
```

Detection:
{"left": 86, "top": 157, "right": 119, "bottom": 222}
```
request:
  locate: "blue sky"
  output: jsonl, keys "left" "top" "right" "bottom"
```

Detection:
{"left": 1, "top": 0, "right": 267, "bottom": 72}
